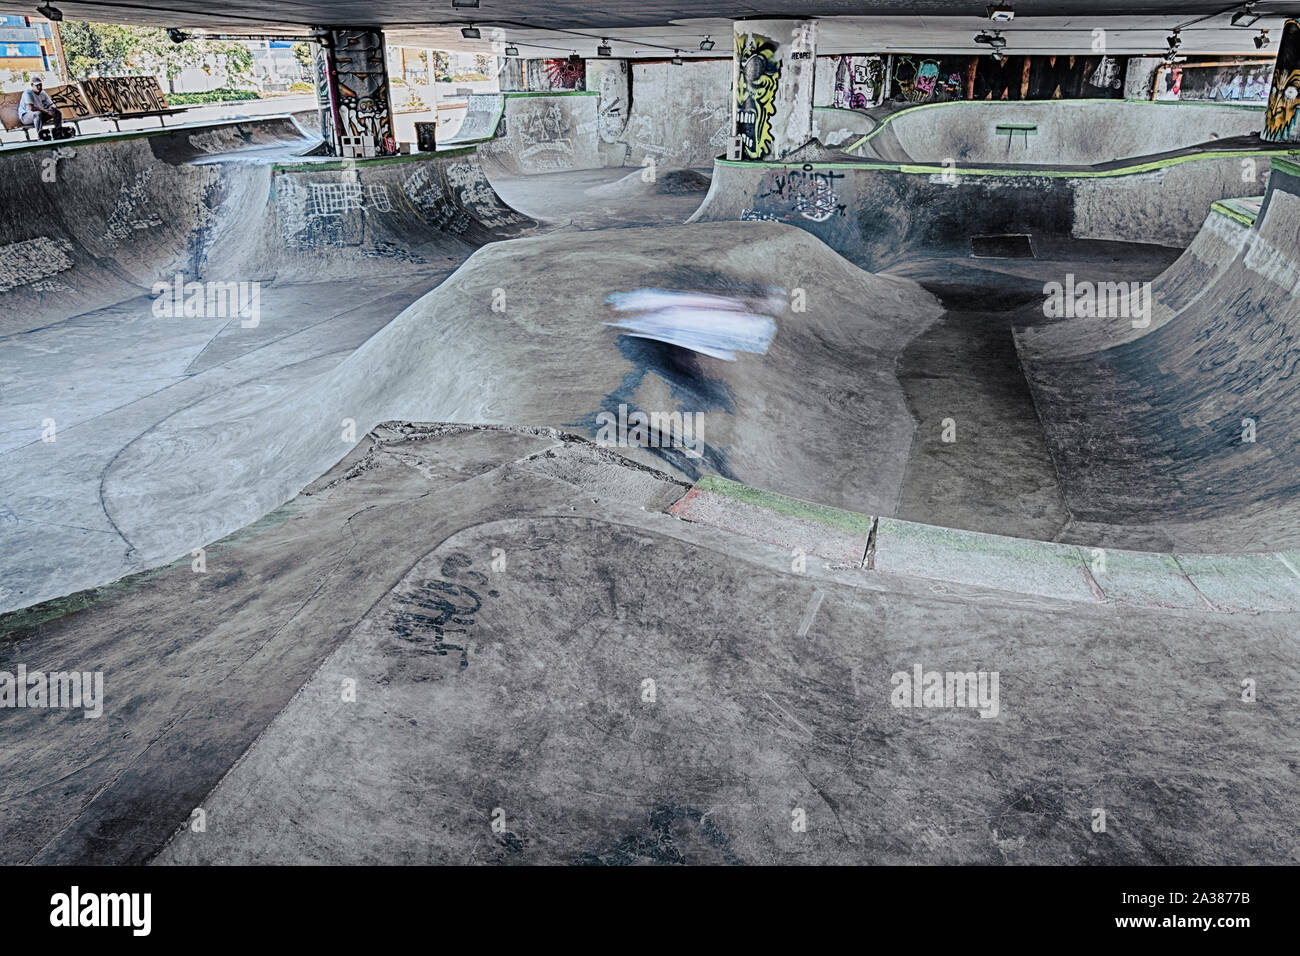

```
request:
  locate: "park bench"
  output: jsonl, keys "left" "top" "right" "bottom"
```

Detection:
{"left": 1, "top": 76, "right": 186, "bottom": 145}
{"left": 80, "top": 76, "right": 189, "bottom": 130}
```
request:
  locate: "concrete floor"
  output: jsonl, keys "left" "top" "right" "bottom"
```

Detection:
{"left": 4, "top": 107, "right": 1299, "bottom": 866}
{"left": 5, "top": 425, "right": 1293, "bottom": 865}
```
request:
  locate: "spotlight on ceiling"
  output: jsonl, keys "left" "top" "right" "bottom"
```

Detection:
{"left": 671, "top": 50, "right": 683, "bottom": 65}
{"left": 35, "top": 3, "right": 62, "bottom": 21}
{"left": 461, "top": 25, "right": 481, "bottom": 39}
{"left": 1255, "top": 29, "right": 1271, "bottom": 48}
{"left": 166, "top": 27, "right": 191, "bottom": 43}
{"left": 597, "top": 39, "right": 612, "bottom": 57}
{"left": 451, "top": 0, "right": 479, "bottom": 7}
{"left": 987, "top": 3, "right": 1015, "bottom": 22}
{"left": 1165, "top": 28, "right": 1182, "bottom": 62}
{"left": 567, "top": 52, "right": 581, "bottom": 64}
{"left": 699, "top": 36, "right": 715, "bottom": 51}
{"left": 504, "top": 44, "right": 519, "bottom": 56}
{"left": 1231, "top": 3, "right": 1261, "bottom": 28}
{"left": 974, "top": 30, "right": 1006, "bottom": 52}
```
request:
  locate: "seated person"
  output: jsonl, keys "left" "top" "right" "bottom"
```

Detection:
{"left": 19, "top": 77, "right": 63, "bottom": 140}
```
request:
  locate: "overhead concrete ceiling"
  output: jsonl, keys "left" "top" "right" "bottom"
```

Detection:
{"left": 1, "top": 1, "right": 1291, "bottom": 58}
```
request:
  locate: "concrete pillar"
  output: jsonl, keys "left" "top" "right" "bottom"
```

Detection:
{"left": 587, "top": 58, "right": 630, "bottom": 163}
{"left": 1263, "top": 18, "right": 1300, "bottom": 143}
{"left": 500, "top": 57, "right": 526, "bottom": 92}
{"left": 312, "top": 27, "right": 398, "bottom": 157}
{"left": 733, "top": 19, "right": 818, "bottom": 161}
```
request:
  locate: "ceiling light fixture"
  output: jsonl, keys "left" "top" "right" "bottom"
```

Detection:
{"left": 450, "top": 0, "right": 479, "bottom": 7}
{"left": 597, "top": 39, "right": 612, "bottom": 57}
{"left": 461, "top": 24, "right": 481, "bottom": 39}
{"left": 504, "top": 44, "right": 519, "bottom": 56}
{"left": 1231, "top": 3, "right": 1261, "bottom": 27}
{"left": 987, "top": 3, "right": 1015, "bottom": 22}
{"left": 1165, "top": 28, "right": 1182, "bottom": 62}
{"left": 1255, "top": 29, "right": 1271, "bottom": 48}
{"left": 35, "top": 3, "right": 61, "bottom": 21}
{"left": 699, "top": 36, "right": 715, "bottom": 51}
{"left": 166, "top": 27, "right": 191, "bottom": 43}
{"left": 671, "top": 50, "right": 683, "bottom": 65}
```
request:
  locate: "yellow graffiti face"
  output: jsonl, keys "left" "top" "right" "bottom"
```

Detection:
{"left": 1265, "top": 68, "right": 1300, "bottom": 140}
{"left": 736, "top": 33, "right": 781, "bottom": 159}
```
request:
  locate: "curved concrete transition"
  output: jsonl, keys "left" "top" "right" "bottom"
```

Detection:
{"left": 5, "top": 17, "right": 1300, "bottom": 876}
{"left": 1016, "top": 158, "right": 1300, "bottom": 552}
{"left": 92, "top": 222, "right": 941, "bottom": 591}
{"left": 845, "top": 99, "right": 1270, "bottom": 165}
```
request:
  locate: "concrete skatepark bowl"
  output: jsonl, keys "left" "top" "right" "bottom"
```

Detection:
{"left": 2, "top": 35, "right": 1300, "bottom": 880}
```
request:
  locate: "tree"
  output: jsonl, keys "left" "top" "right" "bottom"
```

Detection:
{"left": 291, "top": 42, "right": 313, "bottom": 76}
{"left": 58, "top": 20, "right": 254, "bottom": 91}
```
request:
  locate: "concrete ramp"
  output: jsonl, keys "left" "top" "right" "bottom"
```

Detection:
{"left": 845, "top": 100, "right": 1268, "bottom": 165}
{"left": 1017, "top": 157, "right": 1300, "bottom": 552}
{"left": 0, "top": 119, "right": 541, "bottom": 613}
{"left": 691, "top": 144, "right": 1296, "bottom": 270}
{"left": 0, "top": 118, "right": 537, "bottom": 335}
{"left": 476, "top": 92, "right": 603, "bottom": 176}
{"left": 441, "top": 92, "right": 504, "bottom": 146}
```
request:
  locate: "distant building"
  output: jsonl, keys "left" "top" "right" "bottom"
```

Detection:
{"left": 0, "top": 14, "right": 64, "bottom": 81}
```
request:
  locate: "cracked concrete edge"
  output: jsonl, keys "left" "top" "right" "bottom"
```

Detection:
{"left": 0, "top": 423, "right": 690, "bottom": 642}
{"left": 670, "top": 476, "right": 1300, "bottom": 613}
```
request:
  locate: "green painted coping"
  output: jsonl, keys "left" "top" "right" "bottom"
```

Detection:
{"left": 1210, "top": 201, "right": 1256, "bottom": 226}
{"left": 877, "top": 516, "right": 1091, "bottom": 567}
{"left": 0, "top": 114, "right": 297, "bottom": 153}
{"left": 1211, "top": 198, "right": 1262, "bottom": 226}
{"left": 716, "top": 146, "right": 1300, "bottom": 180}
{"left": 693, "top": 475, "right": 876, "bottom": 538}
{"left": 1272, "top": 155, "right": 1300, "bottom": 177}
{"left": 0, "top": 499, "right": 305, "bottom": 639}
{"left": 844, "top": 97, "right": 1267, "bottom": 154}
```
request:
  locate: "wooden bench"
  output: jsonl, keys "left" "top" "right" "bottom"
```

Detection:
{"left": 81, "top": 76, "right": 189, "bottom": 131}
{"left": 1, "top": 79, "right": 175, "bottom": 144}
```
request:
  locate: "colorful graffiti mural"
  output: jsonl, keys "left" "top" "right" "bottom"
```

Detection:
{"left": 1171, "top": 63, "right": 1272, "bottom": 102}
{"left": 736, "top": 33, "right": 781, "bottom": 160}
{"left": 1264, "top": 20, "right": 1300, "bottom": 143}
{"left": 526, "top": 58, "right": 586, "bottom": 91}
{"left": 889, "top": 54, "right": 1124, "bottom": 103}
{"left": 832, "top": 56, "right": 883, "bottom": 110}
{"left": 328, "top": 29, "right": 396, "bottom": 157}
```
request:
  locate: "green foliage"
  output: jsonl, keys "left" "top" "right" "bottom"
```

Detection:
{"left": 288, "top": 81, "right": 314, "bottom": 94}
{"left": 164, "top": 88, "right": 261, "bottom": 105}
{"left": 290, "top": 42, "right": 314, "bottom": 73}
{"left": 57, "top": 20, "right": 255, "bottom": 87}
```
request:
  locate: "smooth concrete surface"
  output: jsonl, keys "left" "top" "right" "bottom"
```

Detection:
{"left": 125, "top": 427, "right": 1296, "bottom": 866}
{"left": 848, "top": 99, "right": 1268, "bottom": 165}
{"left": 7, "top": 97, "right": 1300, "bottom": 867}
{"left": 1019, "top": 158, "right": 1300, "bottom": 552}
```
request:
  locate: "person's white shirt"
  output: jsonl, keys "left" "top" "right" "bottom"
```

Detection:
{"left": 19, "top": 87, "right": 55, "bottom": 116}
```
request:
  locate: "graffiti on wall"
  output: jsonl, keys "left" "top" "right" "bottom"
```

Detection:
{"left": 80, "top": 76, "right": 169, "bottom": 115}
{"left": 893, "top": 57, "right": 966, "bottom": 102}
{"left": 1162, "top": 63, "right": 1272, "bottom": 102}
{"left": 527, "top": 58, "right": 585, "bottom": 91}
{"left": 1264, "top": 20, "right": 1300, "bottom": 143}
{"left": 889, "top": 55, "right": 1123, "bottom": 102}
{"left": 329, "top": 29, "right": 396, "bottom": 156}
{"left": 832, "top": 56, "right": 883, "bottom": 110}
{"left": 754, "top": 165, "right": 846, "bottom": 222}
{"left": 736, "top": 33, "right": 781, "bottom": 160}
